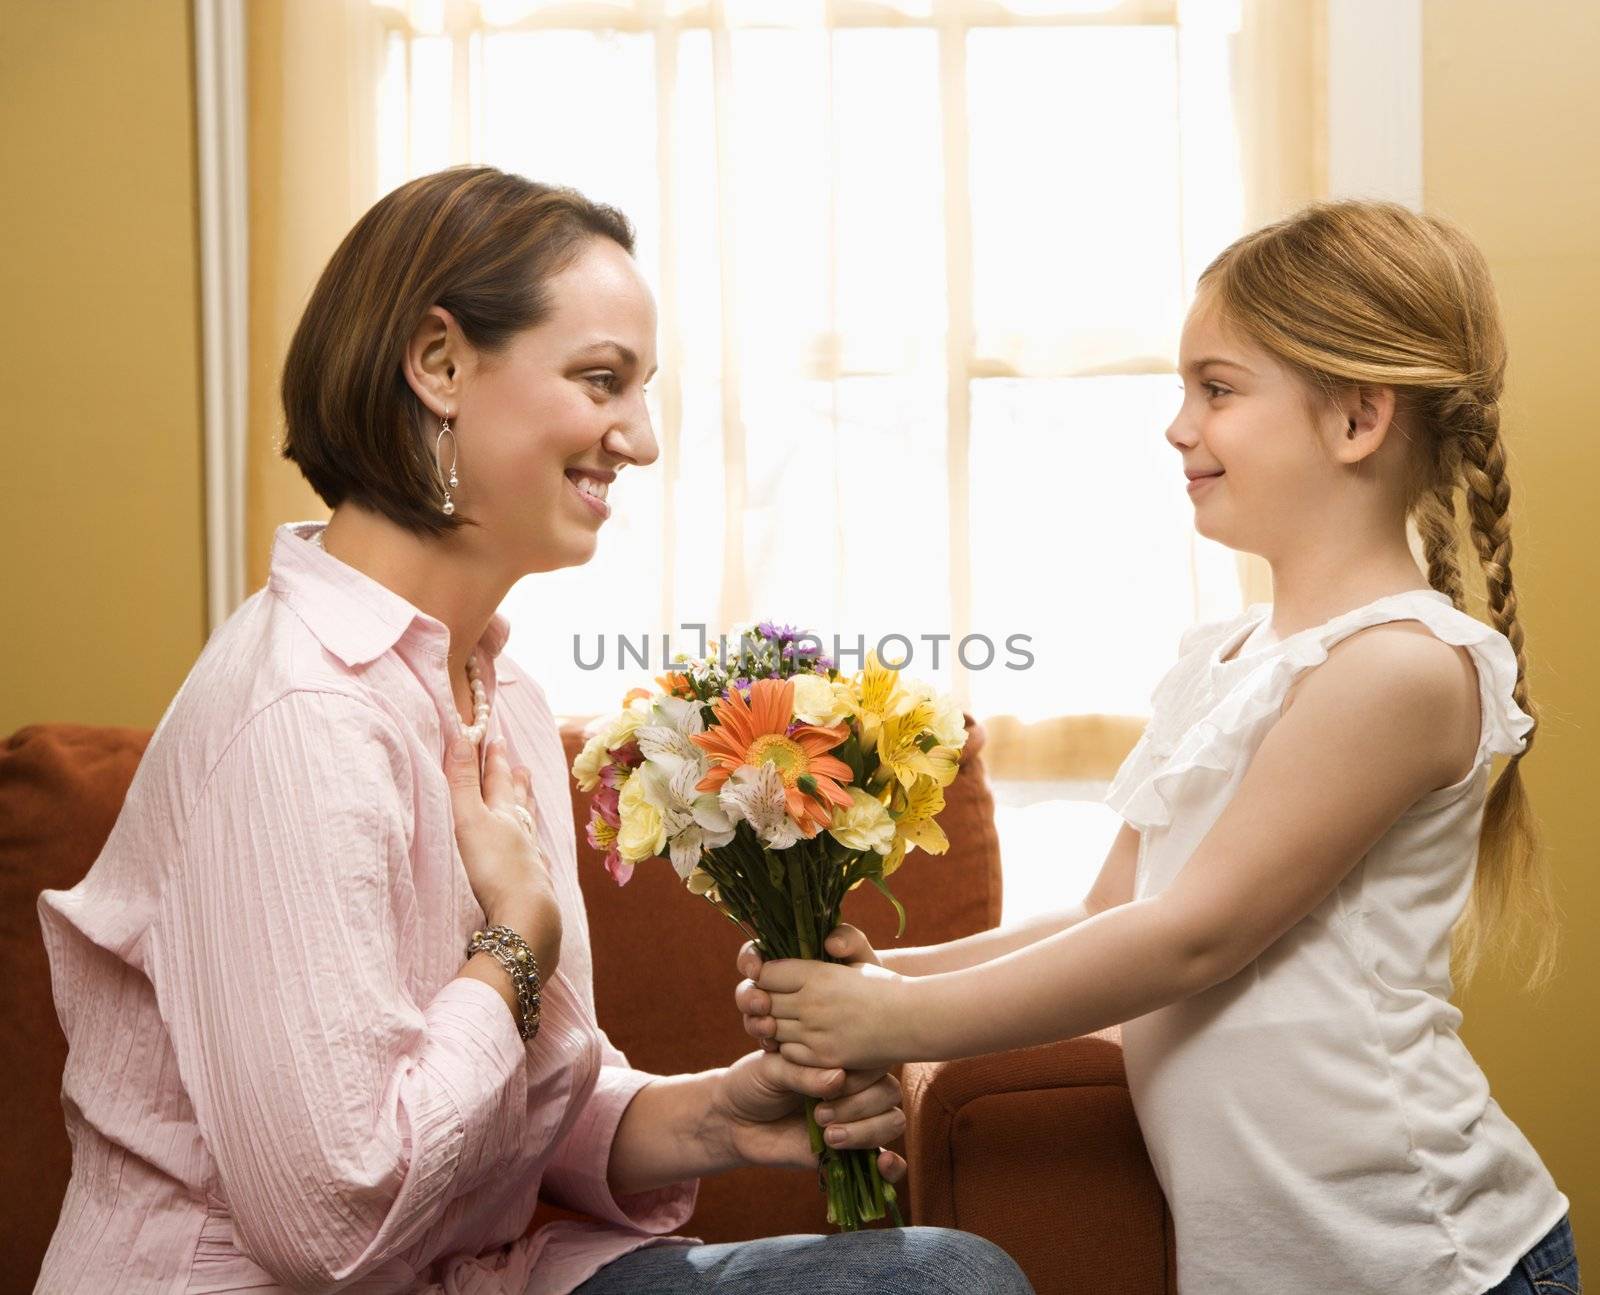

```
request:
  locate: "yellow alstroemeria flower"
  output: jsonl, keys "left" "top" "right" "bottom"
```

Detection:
{"left": 877, "top": 699, "right": 946, "bottom": 790}
{"left": 892, "top": 679, "right": 967, "bottom": 751}
{"left": 849, "top": 651, "right": 900, "bottom": 748}
{"left": 883, "top": 775, "right": 949, "bottom": 876}
{"left": 924, "top": 744, "right": 962, "bottom": 788}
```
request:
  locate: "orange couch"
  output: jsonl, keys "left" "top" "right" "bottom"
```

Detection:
{"left": 1, "top": 718, "right": 1175, "bottom": 1294}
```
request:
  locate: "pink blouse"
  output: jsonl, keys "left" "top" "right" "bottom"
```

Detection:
{"left": 36, "top": 520, "right": 698, "bottom": 1294}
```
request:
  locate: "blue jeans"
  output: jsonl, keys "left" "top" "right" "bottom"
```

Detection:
{"left": 572, "top": 1227, "right": 1033, "bottom": 1294}
{"left": 1483, "top": 1214, "right": 1582, "bottom": 1294}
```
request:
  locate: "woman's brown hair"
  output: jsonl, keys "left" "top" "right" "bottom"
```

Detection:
{"left": 1199, "top": 199, "right": 1556, "bottom": 994}
{"left": 281, "top": 165, "right": 634, "bottom": 535}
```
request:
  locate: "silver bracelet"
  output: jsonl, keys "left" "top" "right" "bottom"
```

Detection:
{"left": 466, "top": 923, "right": 542, "bottom": 1043}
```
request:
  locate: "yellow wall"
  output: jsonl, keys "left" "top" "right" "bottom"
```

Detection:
{"left": 246, "top": 0, "right": 365, "bottom": 591}
{"left": 0, "top": 0, "right": 207, "bottom": 733}
{"left": 1424, "top": 0, "right": 1600, "bottom": 1249}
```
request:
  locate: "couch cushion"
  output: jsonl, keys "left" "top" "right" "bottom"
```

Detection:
{"left": 1, "top": 724, "right": 152, "bottom": 1283}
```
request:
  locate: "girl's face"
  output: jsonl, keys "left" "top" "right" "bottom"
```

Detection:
{"left": 428, "top": 236, "right": 660, "bottom": 576}
{"left": 1165, "top": 287, "right": 1365, "bottom": 557}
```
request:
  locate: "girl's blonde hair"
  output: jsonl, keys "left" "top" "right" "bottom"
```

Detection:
{"left": 1198, "top": 199, "right": 1556, "bottom": 994}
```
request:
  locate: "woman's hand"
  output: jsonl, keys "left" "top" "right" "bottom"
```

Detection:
{"left": 710, "top": 1050, "right": 907, "bottom": 1183}
{"left": 446, "top": 737, "right": 560, "bottom": 944}
{"left": 756, "top": 958, "right": 919, "bottom": 1071}
{"left": 734, "top": 924, "right": 880, "bottom": 1052}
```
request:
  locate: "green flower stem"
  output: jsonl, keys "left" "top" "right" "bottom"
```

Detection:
{"left": 777, "top": 847, "right": 818, "bottom": 960}
{"left": 696, "top": 831, "right": 899, "bottom": 1231}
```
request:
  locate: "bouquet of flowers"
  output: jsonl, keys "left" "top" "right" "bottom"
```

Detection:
{"left": 570, "top": 623, "right": 967, "bottom": 1230}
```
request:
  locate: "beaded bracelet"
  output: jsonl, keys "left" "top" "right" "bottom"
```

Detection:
{"left": 466, "top": 923, "right": 542, "bottom": 1043}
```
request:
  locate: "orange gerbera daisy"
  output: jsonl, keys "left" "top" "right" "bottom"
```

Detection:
{"left": 692, "top": 678, "right": 855, "bottom": 835}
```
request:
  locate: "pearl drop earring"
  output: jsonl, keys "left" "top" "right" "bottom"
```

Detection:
{"left": 436, "top": 414, "right": 459, "bottom": 515}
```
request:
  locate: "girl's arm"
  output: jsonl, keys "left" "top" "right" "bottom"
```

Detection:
{"left": 759, "top": 627, "right": 1478, "bottom": 1069}
{"left": 880, "top": 821, "right": 1141, "bottom": 976}
{"left": 734, "top": 824, "right": 1139, "bottom": 1044}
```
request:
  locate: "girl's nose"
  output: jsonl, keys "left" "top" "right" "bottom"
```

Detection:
{"left": 1165, "top": 401, "right": 1199, "bottom": 451}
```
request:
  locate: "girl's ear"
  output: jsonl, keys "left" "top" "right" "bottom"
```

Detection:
{"left": 1335, "top": 384, "right": 1399, "bottom": 465}
{"left": 403, "top": 305, "right": 468, "bottom": 419}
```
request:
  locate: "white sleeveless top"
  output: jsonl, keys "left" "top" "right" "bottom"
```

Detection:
{"left": 1104, "top": 589, "right": 1568, "bottom": 1294}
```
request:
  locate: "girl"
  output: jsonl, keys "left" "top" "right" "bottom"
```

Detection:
{"left": 736, "top": 200, "right": 1579, "bottom": 1295}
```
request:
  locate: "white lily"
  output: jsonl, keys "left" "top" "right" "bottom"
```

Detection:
{"left": 718, "top": 762, "right": 803, "bottom": 851}
{"left": 661, "top": 756, "right": 735, "bottom": 878}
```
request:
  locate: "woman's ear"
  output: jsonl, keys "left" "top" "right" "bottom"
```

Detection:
{"left": 1335, "top": 383, "right": 1398, "bottom": 465}
{"left": 402, "top": 305, "right": 467, "bottom": 418}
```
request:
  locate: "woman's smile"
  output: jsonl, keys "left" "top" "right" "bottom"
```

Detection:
{"left": 565, "top": 467, "right": 613, "bottom": 520}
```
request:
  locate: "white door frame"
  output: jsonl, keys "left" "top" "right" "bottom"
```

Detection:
{"left": 1325, "top": 0, "right": 1424, "bottom": 208}
{"left": 194, "top": 0, "right": 249, "bottom": 630}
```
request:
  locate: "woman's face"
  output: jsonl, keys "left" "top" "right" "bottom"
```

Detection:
{"left": 441, "top": 236, "right": 660, "bottom": 575}
{"left": 1164, "top": 287, "right": 1364, "bottom": 557}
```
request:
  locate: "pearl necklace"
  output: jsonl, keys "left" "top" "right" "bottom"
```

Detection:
{"left": 461, "top": 655, "right": 491, "bottom": 745}
{"left": 310, "top": 526, "right": 492, "bottom": 744}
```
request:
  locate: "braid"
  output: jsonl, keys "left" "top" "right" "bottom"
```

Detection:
{"left": 1448, "top": 394, "right": 1558, "bottom": 993}
{"left": 1457, "top": 401, "right": 1537, "bottom": 753}
{"left": 1416, "top": 484, "right": 1467, "bottom": 611}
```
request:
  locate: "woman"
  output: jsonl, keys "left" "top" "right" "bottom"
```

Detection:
{"left": 35, "top": 166, "right": 1031, "bottom": 1294}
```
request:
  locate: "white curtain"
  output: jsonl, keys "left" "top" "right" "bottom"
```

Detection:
{"left": 255, "top": 0, "right": 1318, "bottom": 780}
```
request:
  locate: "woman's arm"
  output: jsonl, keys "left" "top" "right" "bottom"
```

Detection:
{"left": 446, "top": 736, "right": 564, "bottom": 1016}
{"left": 602, "top": 1054, "right": 906, "bottom": 1198}
{"left": 759, "top": 629, "right": 1473, "bottom": 1069}
{"left": 880, "top": 821, "right": 1141, "bottom": 976}
{"left": 155, "top": 690, "right": 549, "bottom": 1289}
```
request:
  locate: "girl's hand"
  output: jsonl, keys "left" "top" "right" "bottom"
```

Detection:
{"left": 445, "top": 737, "right": 559, "bottom": 932}
{"left": 756, "top": 959, "right": 916, "bottom": 1071}
{"left": 711, "top": 1049, "right": 907, "bottom": 1182}
{"left": 734, "top": 925, "right": 880, "bottom": 1052}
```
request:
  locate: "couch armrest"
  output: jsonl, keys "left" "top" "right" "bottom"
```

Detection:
{"left": 902, "top": 1026, "right": 1176, "bottom": 1295}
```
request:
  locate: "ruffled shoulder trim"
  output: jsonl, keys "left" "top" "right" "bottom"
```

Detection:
{"left": 1105, "top": 592, "right": 1533, "bottom": 832}
{"left": 1176, "top": 604, "right": 1268, "bottom": 660}
{"left": 1143, "top": 604, "right": 1266, "bottom": 715}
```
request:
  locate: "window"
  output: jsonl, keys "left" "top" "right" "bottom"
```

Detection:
{"left": 364, "top": 0, "right": 1301, "bottom": 909}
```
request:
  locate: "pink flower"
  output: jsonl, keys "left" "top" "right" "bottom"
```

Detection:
{"left": 586, "top": 806, "right": 630, "bottom": 885}
{"left": 593, "top": 784, "right": 621, "bottom": 827}
{"left": 604, "top": 848, "right": 633, "bottom": 886}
